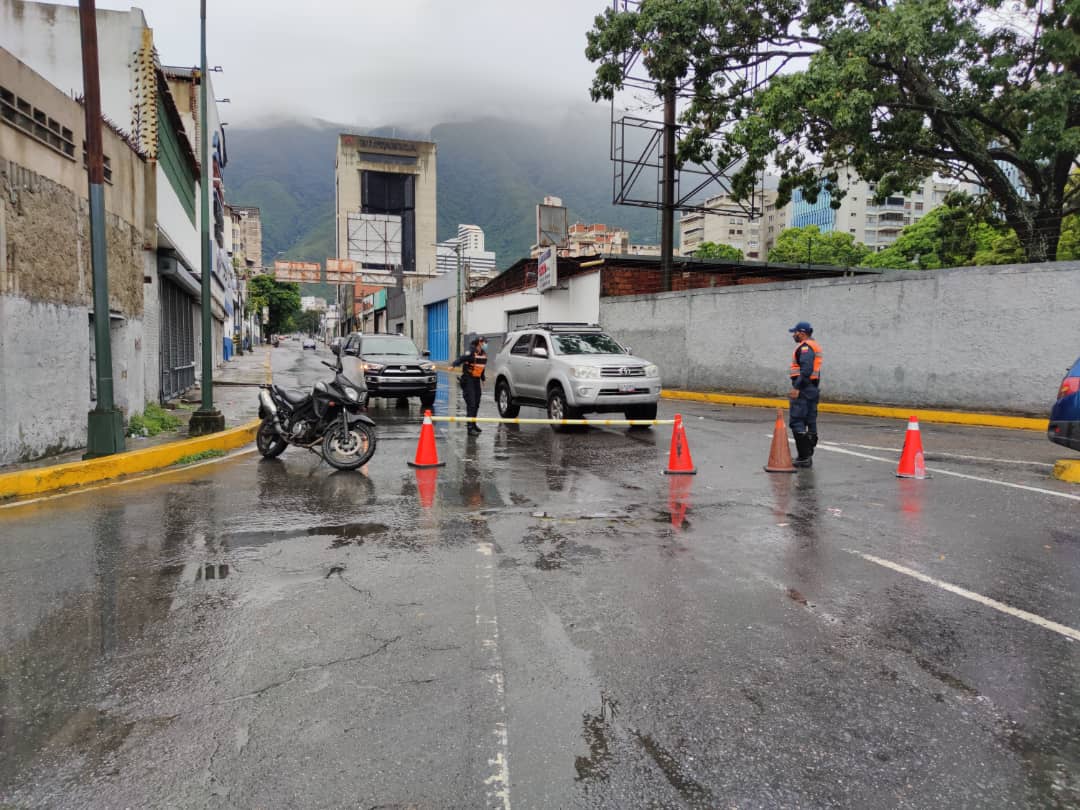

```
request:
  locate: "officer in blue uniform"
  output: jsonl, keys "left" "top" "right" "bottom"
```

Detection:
{"left": 788, "top": 321, "right": 822, "bottom": 468}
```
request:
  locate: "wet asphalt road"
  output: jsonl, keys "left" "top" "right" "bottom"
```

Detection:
{"left": 2, "top": 342, "right": 1078, "bottom": 808}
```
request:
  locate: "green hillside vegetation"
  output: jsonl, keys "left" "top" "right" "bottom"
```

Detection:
{"left": 226, "top": 109, "right": 663, "bottom": 283}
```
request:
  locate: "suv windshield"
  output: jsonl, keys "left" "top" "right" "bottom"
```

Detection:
{"left": 360, "top": 337, "right": 420, "bottom": 356}
{"left": 552, "top": 333, "right": 625, "bottom": 355}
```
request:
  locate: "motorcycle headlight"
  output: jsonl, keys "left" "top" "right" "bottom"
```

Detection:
{"left": 644, "top": 364, "right": 659, "bottom": 378}
{"left": 344, "top": 387, "right": 360, "bottom": 402}
{"left": 361, "top": 362, "right": 384, "bottom": 373}
{"left": 572, "top": 366, "right": 600, "bottom": 380}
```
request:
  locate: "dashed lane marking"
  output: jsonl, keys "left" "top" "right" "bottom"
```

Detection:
{"left": 476, "top": 542, "right": 511, "bottom": 809}
{"left": 816, "top": 443, "right": 1080, "bottom": 502}
{"left": 844, "top": 549, "right": 1080, "bottom": 643}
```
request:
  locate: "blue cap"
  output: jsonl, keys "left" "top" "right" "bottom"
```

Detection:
{"left": 789, "top": 321, "right": 813, "bottom": 334}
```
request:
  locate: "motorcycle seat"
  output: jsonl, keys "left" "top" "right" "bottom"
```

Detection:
{"left": 280, "top": 388, "right": 310, "bottom": 405}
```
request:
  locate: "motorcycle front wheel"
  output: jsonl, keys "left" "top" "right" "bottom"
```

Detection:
{"left": 322, "top": 421, "right": 377, "bottom": 470}
{"left": 256, "top": 419, "right": 287, "bottom": 458}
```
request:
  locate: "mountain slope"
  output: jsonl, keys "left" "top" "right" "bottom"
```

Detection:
{"left": 226, "top": 108, "right": 662, "bottom": 273}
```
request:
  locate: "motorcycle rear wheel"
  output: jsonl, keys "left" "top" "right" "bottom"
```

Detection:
{"left": 323, "top": 422, "right": 377, "bottom": 470}
{"left": 256, "top": 419, "right": 287, "bottom": 458}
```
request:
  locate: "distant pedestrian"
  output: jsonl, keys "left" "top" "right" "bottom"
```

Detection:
{"left": 451, "top": 337, "right": 488, "bottom": 435}
{"left": 787, "top": 321, "right": 822, "bottom": 468}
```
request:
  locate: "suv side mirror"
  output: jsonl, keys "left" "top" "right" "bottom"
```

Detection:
{"left": 532, "top": 347, "right": 548, "bottom": 358}
{"left": 625, "top": 346, "right": 633, "bottom": 355}
{"left": 331, "top": 343, "right": 341, "bottom": 356}
{"left": 422, "top": 349, "right": 431, "bottom": 358}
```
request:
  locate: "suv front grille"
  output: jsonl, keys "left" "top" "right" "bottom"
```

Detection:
{"left": 600, "top": 366, "right": 646, "bottom": 377}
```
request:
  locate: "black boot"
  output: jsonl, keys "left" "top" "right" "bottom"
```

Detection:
{"left": 792, "top": 433, "right": 813, "bottom": 467}
{"left": 809, "top": 432, "right": 819, "bottom": 455}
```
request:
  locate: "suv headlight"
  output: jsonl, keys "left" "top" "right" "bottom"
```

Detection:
{"left": 644, "top": 364, "right": 659, "bottom": 378}
{"left": 419, "top": 362, "right": 435, "bottom": 372}
{"left": 572, "top": 366, "right": 600, "bottom": 380}
{"left": 361, "top": 361, "right": 384, "bottom": 373}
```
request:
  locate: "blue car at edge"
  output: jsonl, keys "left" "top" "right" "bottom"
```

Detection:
{"left": 1048, "top": 355, "right": 1080, "bottom": 452}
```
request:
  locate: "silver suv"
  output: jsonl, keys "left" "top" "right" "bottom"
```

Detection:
{"left": 489, "top": 323, "right": 661, "bottom": 429}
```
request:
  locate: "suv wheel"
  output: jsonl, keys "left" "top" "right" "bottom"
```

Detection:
{"left": 496, "top": 379, "right": 520, "bottom": 418}
{"left": 547, "top": 385, "right": 580, "bottom": 432}
{"left": 420, "top": 392, "right": 436, "bottom": 410}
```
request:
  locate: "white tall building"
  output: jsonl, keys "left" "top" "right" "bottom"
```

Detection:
{"left": 437, "top": 224, "right": 497, "bottom": 289}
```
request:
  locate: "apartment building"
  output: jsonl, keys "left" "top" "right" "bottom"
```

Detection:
{"left": 679, "top": 188, "right": 789, "bottom": 259}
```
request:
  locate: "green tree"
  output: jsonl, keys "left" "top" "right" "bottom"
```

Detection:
{"left": 863, "top": 194, "right": 1024, "bottom": 269}
{"left": 692, "top": 241, "right": 743, "bottom": 260}
{"left": 246, "top": 274, "right": 301, "bottom": 338}
{"left": 292, "top": 309, "right": 322, "bottom": 335}
{"left": 1059, "top": 214, "right": 1080, "bottom": 260}
{"left": 768, "top": 225, "right": 871, "bottom": 266}
{"left": 587, "top": 0, "right": 1080, "bottom": 262}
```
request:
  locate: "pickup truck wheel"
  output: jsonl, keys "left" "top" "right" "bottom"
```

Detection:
{"left": 496, "top": 380, "right": 520, "bottom": 418}
{"left": 547, "top": 385, "right": 580, "bottom": 432}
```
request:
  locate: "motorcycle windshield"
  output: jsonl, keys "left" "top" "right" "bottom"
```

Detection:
{"left": 336, "top": 372, "right": 367, "bottom": 393}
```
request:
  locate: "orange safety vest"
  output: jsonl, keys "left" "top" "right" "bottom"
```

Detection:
{"left": 467, "top": 350, "right": 487, "bottom": 378}
{"left": 790, "top": 339, "right": 822, "bottom": 382}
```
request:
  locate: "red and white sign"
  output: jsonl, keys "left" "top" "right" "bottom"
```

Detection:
{"left": 537, "top": 246, "right": 557, "bottom": 293}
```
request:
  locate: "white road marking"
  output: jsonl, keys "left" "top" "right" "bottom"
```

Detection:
{"left": 0, "top": 447, "right": 258, "bottom": 511}
{"left": 816, "top": 443, "right": 1080, "bottom": 502}
{"left": 844, "top": 549, "right": 1080, "bottom": 643}
{"left": 475, "top": 541, "right": 511, "bottom": 809}
{"left": 823, "top": 440, "right": 1055, "bottom": 470}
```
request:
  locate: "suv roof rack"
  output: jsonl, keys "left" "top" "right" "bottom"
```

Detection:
{"left": 522, "top": 322, "right": 603, "bottom": 332}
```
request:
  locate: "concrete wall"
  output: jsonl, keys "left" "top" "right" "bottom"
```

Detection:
{"left": 0, "top": 2, "right": 146, "bottom": 133}
{"left": 467, "top": 271, "right": 601, "bottom": 334}
{"left": 600, "top": 262, "right": 1080, "bottom": 415}
{"left": 0, "top": 49, "right": 152, "bottom": 462}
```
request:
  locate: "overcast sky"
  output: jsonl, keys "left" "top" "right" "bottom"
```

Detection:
{"left": 57, "top": 0, "right": 612, "bottom": 129}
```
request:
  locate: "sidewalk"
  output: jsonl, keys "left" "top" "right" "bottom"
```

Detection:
{"left": 0, "top": 350, "right": 272, "bottom": 500}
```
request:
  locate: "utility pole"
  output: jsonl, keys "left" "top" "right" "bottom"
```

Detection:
{"left": 660, "top": 84, "right": 676, "bottom": 293}
{"left": 190, "top": 0, "right": 225, "bottom": 435}
{"left": 79, "top": 0, "right": 125, "bottom": 458}
{"left": 455, "top": 240, "right": 463, "bottom": 356}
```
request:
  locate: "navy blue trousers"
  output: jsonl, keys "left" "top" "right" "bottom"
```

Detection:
{"left": 788, "top": 385, "right": 819, "bottom": 435}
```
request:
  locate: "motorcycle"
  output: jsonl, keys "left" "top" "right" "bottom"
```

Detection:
{"left": 256, "top": 343, "right": 377, "bottom": 470}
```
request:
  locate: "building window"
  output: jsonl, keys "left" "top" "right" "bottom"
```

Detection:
{"left": 915, "top": 202, "right": 924, "bottom": 211}
{"left": 0, "top": 85, "right": 76, "bottom": 160}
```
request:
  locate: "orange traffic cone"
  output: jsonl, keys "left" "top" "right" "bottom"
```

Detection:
{"left": 408, "top": 410, "right": 446, "bottom": 468}
{"left": 663, "top": 414, "right": 697, "bottom": 475}
{"left": 896, "top": 416, "right": 928, "bottom": 479}
{"left": 414, "top": 467, "right": 438, "bottom": 508}
{"left": 764, "top": 409, "right": 797, "bottom": 473}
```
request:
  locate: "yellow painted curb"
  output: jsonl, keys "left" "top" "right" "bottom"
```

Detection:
{"left": 0, "top": 420, "right": 260, "bottom": 501}
{"left": 660, "top": 390, "right": 1048, "bottom": 432}
{"left": 1052, "top": 459, "right": 1080, "bottom": 483}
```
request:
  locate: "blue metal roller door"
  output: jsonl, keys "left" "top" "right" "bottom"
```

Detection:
{"left": 426, "top": 301, "right": 449, "bottom": 361}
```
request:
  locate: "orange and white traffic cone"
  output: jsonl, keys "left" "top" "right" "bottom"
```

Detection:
{"left": 764, "top": 409, "right": 797, "bottom": 473}
{"left": 408, "top": 410, "right": 446, "bottom": 468}
{"left": 896, "top": 416, "right": 928, "bottom": 479}
{"left": 663, "top": 414, "right": 697, "bottom": 475}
